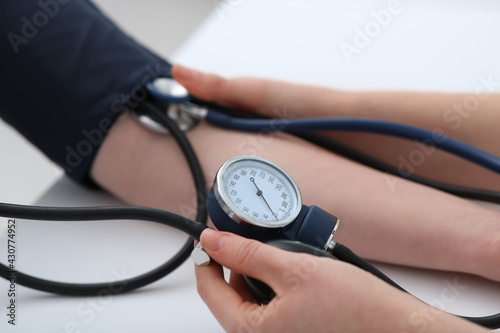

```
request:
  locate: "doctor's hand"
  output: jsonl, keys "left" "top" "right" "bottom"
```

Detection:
{"left": 195, "top": 229, "right": 485, "bottom": 333}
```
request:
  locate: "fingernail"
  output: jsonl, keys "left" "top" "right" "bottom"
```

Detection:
{"left": 174, "top": 64, "right": 198, "bottom": 83}
{"left": 201, "top": 229, "right": 227, "bottom": 252}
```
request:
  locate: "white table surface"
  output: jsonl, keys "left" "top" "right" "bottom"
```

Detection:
{"left": 2, "top": 0, "right": 500, "bottom": 332}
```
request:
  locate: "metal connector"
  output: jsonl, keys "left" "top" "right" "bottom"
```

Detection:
{"left": 192, "top": 243, "right": 211, "bottom": 266}
{"left": 323, "top": 218, "right": 340, "bottom": 253}
{"left": 179, "top": 102, "right": 209, "bottom": 119}
{"left": 132, "top": 102, "right": 204, "bottom": 134}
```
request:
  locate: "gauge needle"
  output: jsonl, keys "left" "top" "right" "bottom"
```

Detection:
{"left": 250, "top": 177, "right": 279, "bottom": 221}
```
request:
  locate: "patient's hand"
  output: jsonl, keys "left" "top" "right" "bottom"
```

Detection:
{"left": 172, "top": 64, "right": 500, "bottom": 192}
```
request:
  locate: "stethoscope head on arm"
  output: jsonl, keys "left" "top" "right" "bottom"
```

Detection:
{"left": 146, "top": 78, "right": 191, "bottom": 104}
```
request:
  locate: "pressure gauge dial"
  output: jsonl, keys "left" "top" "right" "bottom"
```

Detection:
{"left": 212, "top": 156, "right": 302, "bottom": 229}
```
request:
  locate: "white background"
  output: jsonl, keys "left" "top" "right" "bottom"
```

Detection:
{"left": 1, "top": 0, "right": 500, "bottom": 332}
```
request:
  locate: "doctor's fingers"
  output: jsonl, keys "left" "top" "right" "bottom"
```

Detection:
{"left": 194, "top": 256, "right": 255, "bottom": 330}
{"left": 172, "top": 64, "right": 344, "bottom": 118}
{"left": 228, "top": 270, "right": 256, "bottom": 303}
{"left": 198, "top": 229, "right": 323, "bottom": 296}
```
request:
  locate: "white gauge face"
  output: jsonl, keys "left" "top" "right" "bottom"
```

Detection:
{"left": 215, "top": 156, "right": 302, "bottom": 228}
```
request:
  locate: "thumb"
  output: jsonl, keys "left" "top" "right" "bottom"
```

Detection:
{"left": 200, "top": 229, "right": 296, "bottom": 292}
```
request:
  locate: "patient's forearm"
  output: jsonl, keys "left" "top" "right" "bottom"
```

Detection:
{"left": 171, "top": 66, "right": 500, "bottom": 190}
{"left": 339, "top": 90, "right": 500, "bottom": 155}
{"left": 328, "top": 91, "right": 500, "bottom": 190}
{"left": 90, "top": 112, "right": 500, "bottom": 282}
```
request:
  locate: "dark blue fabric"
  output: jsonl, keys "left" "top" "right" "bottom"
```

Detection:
{"left": 0, "top": 0, "right": 171, "bottom": 184}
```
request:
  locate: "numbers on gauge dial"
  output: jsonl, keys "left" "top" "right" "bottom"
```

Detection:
{"left": 224, "top": 164, "right": 294, "bottom": 223}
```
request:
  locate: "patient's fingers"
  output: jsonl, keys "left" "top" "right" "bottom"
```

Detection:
{"left": 172, "top": 64, "right": 343, "bottom": 118}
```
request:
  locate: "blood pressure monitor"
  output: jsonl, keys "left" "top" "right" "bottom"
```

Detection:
{"left": 213, "top": 155, "right": 302, "bottom": 228}
{"left": 207, "top": 156, "right": 339, "bottom": 250}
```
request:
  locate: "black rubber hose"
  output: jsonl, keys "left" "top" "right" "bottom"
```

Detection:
{"left": 292, "top": 131, "right": 500, "bottom": 204}
{"left": 0, "top": 100, "right": 208, "bottom": 296}
{"left": 0, "top": 204, "right": 208, "bottom": 295}
{"left": 190, "top": 99, "right": 500, "bottom": 205}
{"left": 330, "top": 242, "right": 406, "bottom": 292}
{"left": 331, "top": 243, "right": 500, "bottom": 329}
